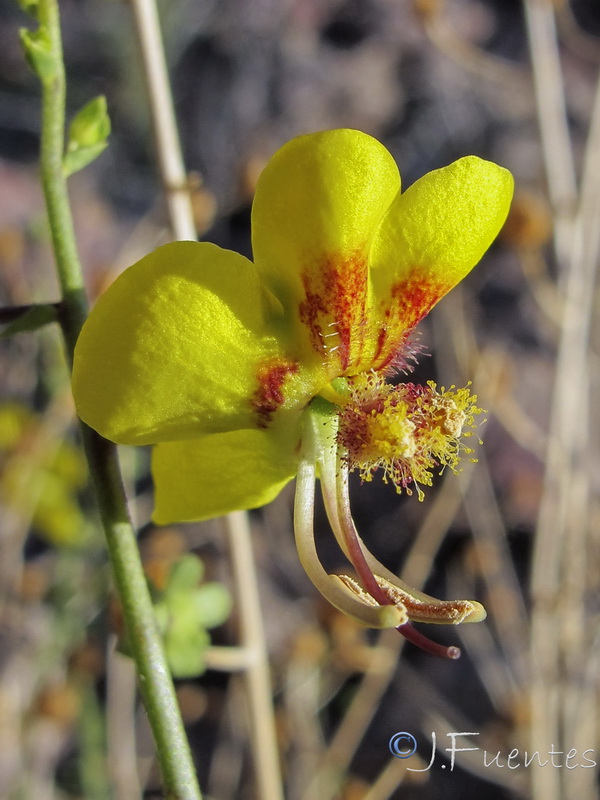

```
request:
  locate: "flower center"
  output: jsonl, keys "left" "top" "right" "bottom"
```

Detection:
{"left": 337, "top": 373, "right": 482, "bottom": 499}
{"left": 366, "top": 409, "right": 417, "bottom": 460}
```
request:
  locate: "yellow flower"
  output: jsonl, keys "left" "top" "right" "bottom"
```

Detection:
{"left": 72, "top": 130, "right": 513, "bottom": 657}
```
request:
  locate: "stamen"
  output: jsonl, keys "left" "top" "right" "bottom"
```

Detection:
{"left": 337, "top": 374, "right": 484, "bottom": 500}
{"left": 374, "top": 575, "right": 486, "bottom": 625}
{"left": 397, "top": 622, "right": 461, "bottom": 659}
{"left": 301, "top": 398, "right": 487, "bottom": 654}
{"left": 337, "top": 574, "right": 464, "bottom": 658}
{"left": 335, "top": 456, "right": 393, "bottom": 607}
{"left": 294, "top": 420, "right": 405, "bottom": 629}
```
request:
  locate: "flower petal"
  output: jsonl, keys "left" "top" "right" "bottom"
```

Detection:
{"left": 369, "top": 156, "right": 514, "bottom": 370}
{"left": 252, "top": 129, "right": 400, "bottom": 376}
{"left": 152, "top": 427, "right": 299, "bottom": 524}
{"left": 73, "top": 241, "right": 298, "bottom": 444}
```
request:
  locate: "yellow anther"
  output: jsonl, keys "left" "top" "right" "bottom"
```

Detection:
{"left": 337, "top": 374, "right": 483, "bottom": 499}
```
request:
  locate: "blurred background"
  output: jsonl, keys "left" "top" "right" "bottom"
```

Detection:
{"left": 1, "top": 0, "right": 600, "bottom": 798}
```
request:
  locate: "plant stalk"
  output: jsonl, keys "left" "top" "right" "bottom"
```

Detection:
{"left": 35, "top": 1, "right": 202, "bottom": 796}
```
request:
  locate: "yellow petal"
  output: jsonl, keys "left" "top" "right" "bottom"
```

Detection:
{"left": 152, "top": 427, "right": 299, "bottom": 524}
{"left": 368, "top": 156, "right": 514, "bottom": 370}
{"left": 252, "top": 129, "right": 400, "bottom": 377}
{"left": 73, "top": 242, "right": 302, "bottom": 444}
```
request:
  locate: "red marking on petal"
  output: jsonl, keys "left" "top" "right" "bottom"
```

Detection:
{"left": 252, "top": 359, "right": 299, "bottom": 428}
{"left": 390, "top": 278, "right": 444, "bottom": 325}
{"left": 373, "top": 274, "right": 450, "bottom": 371}
{"left": 298, "top": 250, "right": 368, "bottom": 372}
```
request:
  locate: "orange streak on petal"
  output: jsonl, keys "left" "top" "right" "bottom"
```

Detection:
{"left": 373, "top": 275, "right": 450, "bottom": 371}
{"left": 252, "top": 359, "right": 299, "bottom": 428}
{"left": 298, "top": 250, "right": 369, "bottom": 372}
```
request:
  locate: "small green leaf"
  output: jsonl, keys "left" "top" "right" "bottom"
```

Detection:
{"left": 68, "top": 96, "right": 111, "bottom": 147}
{"left": 166, "top": 554, "right": 204, "bottom": 592}
{"left": 150, "top": 555, "right": 232, "bottom": 678}
{"left": 165, "top": 628, "right": 210, "bottom": 678}
{"left": 19, "top": 26, "right": 56, "bottom": 82}
{"left": 64, "top": 96, "right": 111, "bottom": 177}
{"left": 0, "top": 304, "right": 58, "bottom": 339}
{"left": 63, "top": 142, "right": 109, "bottom": 178}
{"left": 16, "top": 0, "right": 39, "bottom": 18}
{"left": 168, "top": 592, "right": 197, "bottom": 621}
{"left": 193, "top": 583, "right": 232, "bottom": 629}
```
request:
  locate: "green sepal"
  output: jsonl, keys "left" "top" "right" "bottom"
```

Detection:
{"left": 329, "top": 377, "right": 350, "bottom": 396}
{"left": 64, "top": 96, "right": 111, "bottom": 177}
{"left": 307, "top": 395, "right": 336, "bottom": 420}
{"left": 0, "top": 303, "right": 58, "bottom": 338}
{"left": 19, "top": 26, "right": 56, "bottom": 82}
{"left": 306, "top": 398, "right": 338, "bottom": 470}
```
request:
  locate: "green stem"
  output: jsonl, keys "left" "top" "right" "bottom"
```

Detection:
{"left": 34, "top": 1, "right": 202, "bottom": 797}
{"left": 0, "top": 302, "right": 60, "bottom": 325}
{"left": 82, "top": 431, "right": 201, "bottom": 799}
{"left": 37, "top": 0, "right": 87, "bottom": 353}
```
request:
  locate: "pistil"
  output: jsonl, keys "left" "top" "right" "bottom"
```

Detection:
{"left": 297, "top": 393, "right": 487, "bottom": 659}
